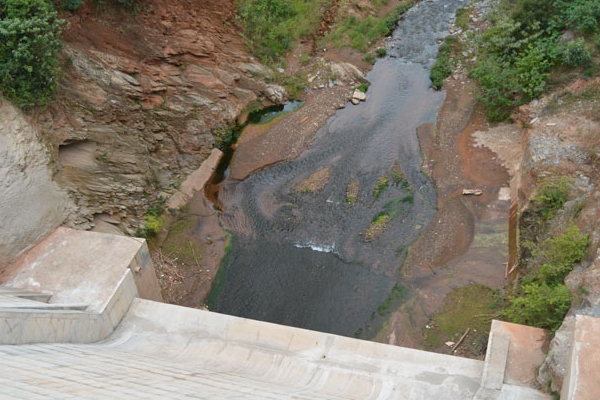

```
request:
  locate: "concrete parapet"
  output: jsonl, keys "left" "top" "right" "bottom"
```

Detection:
{"left": 0, "top": 269, "right": 136, "bottom": 344}
{"left": 2, "top": 227, "right": 161, "bottom": 309}
{"left": 561, "top": 314, "right": 600, "bottom": 400}
{"left": 0, "top": 227, "right": 162, "bottom": 344}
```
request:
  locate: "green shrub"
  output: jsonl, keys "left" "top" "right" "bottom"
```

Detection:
{"left": 514, "top": 44, "right": 550, "bottom": 98}
{"left": 531, "top": 177, "right": 569, "bottom": 219}
{"left": 470, "top": 55, "right": 522, "bottom": 122}
{"left": 511, "top": 0, "right": 555, "bottom": 32}
{"left": 64, "top": 0, "right": 83, "bottom": 10}
{"left": 0, "top": 0, "right": 65, "bottom": 109}
{"left": 373, "top": 175, "right": 389, "bottom": 198}
{"left": 553, "top": 0, "right": 600, "bottom": 33}
{"left": 504, "top": 281, "right": 571, "bottom": 331}
{"left": 362, "top": 54, "right": 375, "bottom": 64}
{"left": 537, "top": 224, "right": 589, "bottom": 284}
{"left": 325, "top": 2, "right": 413, "bottom": 54}
{"left": 376, "top": 47, "right": 387, "bottom": 57}
{"left": 506, "top": 222, "right": 588, "bottom": 332}
{"left": 430, "top": 36, "right": 456, "bottom": 90}
{"left": 144, "top": 214, "right": 165, "bottom": 237}
{"left": 556, "top": 39, "right": 592, "bottom": 67}
{"left": 356, "top": 82, "right": 370, "bottom": 93}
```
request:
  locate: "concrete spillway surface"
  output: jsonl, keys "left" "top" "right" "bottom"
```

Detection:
{"left": 0, "top": 298, "right": 487, "bottom": 399}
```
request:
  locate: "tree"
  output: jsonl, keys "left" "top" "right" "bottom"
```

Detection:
{"left": 0, "top": 0, "right": 64, "bottom": 109}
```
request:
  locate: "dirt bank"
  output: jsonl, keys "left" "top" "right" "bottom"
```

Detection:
{"left": 377, "top": 69, "right": 510, "bottom": 356}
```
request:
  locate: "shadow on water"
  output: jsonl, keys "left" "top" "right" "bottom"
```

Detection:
{"left": 209, "top": 0, "right": 470, "bottom": 337}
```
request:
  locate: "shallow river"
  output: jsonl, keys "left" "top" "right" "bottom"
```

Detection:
{"left": 211, "top": 0, "right": 470, "bottom": 337}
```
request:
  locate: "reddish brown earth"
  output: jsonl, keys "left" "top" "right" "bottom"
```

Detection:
{"left": 376, "top": 70, "right": 510, "bottom": 354}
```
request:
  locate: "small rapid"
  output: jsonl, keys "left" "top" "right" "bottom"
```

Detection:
{"left": 210, "top": 0, "right": 469, "bottom": 337}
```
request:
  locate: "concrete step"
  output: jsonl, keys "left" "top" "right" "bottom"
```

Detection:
{"left": 0, "top": 286, "right": 52, "bottom": 303}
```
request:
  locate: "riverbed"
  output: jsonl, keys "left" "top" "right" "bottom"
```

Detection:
{"left": 208, "top": 0, "right": 479, "bottom": 337}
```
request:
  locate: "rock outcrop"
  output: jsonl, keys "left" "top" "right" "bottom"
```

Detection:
{"left": 30, "top": 0, "right": 286, "bottom": 234}
{"left": 0, "top": 100, "right": 74, "bottom": 266}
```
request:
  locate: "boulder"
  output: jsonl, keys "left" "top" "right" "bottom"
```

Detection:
{"left": 330, "top": 62, "right": 367, "bottom": 85}
{"left": 352, "top": 90, "right": 367, "bottom": 105}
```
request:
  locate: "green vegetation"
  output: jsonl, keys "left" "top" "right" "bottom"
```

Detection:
{"left": 372, "top": 174, "right": 389, "bottom": 198}
{"left": 0, "top": 0, "right": 65, "bottom": 109}
{"left": 141, "top": 198, "right": 166, "bottom": 237}
{"left": 364, "top": 214, "right": 390, "bottom": 242}
{"left": 235, "top": 0, "right": 329, "bottom": 64}
{"left": 505, "top": 223, "right": 589, "bottom": 331}
{"left": 454, "top": 6, "right": 471, "bottom": 31}
{"left": 423, "top": 283, "right": 502, "bottom": 354}
{"left": 467, "top": 0, "right": 600, "bottom": 122}
{"left": 530, "top": 176, "right": 570, "bottom": 220}
{"left": 215, "top": 125, "right": 240, "bottom": 152}
{"left": 64, "top": 0, "right": 84, "bottom": 10}
{"left": 324, "top": 2, "right": 414, "bottom": 53}
{"left": 430, "top": 36, "right": 458, "bottom": 89}
{"left": 234, "top": 0, "right": 415, "bottom": 93}
{"left": 390, "top": 163, "right": 412, "bottom": 190}
{"left": 377, "top": 284, "right": 406, "bottom": 316}
{"left": 364, "top": 193, "right": 413, "bottom": 242}
{"left": 356, "top": 82, "right": 370, "bottom": 93}
{"left": 160, "top": 214, "right": 201, "bottom": 266}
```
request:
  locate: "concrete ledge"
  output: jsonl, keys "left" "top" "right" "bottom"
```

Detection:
{"left": 167, "top": 148, "right": 223, "bottom": 210}
{"left": 561, "top": 314, "right": 600, "bottom": 400}
{"left": 0, "top": 270, "right": 137, "bottom": 344}
{"left": 481, "top": 330, "right": 510, "bottom": 391}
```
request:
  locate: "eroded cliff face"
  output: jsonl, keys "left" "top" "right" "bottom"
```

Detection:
{"left": 0, "top": 100, "right": 74, "bottom": 266}
{"left": 34, "top": 0, "right": 285, "bottom": 234}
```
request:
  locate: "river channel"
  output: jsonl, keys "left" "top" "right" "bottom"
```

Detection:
{"left": 210, "top": 0, "right": 470, "bottom": 337}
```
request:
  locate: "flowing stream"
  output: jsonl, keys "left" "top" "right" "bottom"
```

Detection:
{"left": 210, "top": 0, "right": 469, "bottom": 337}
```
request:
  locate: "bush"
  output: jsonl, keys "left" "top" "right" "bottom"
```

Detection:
{"left": 64, "top": 0, "right": 83, "bottom": 10}
{"left": 537, "top": 224, "right": 589, "bottom": 284}
{"left": 144, "top": 214, "right": 165, "bottom": 237}
{"left": 506, "top": 223, "right": 588, "bottom": 331}
{"left": 556, "top": 39, "right": 592, "bottom": 67}
{"left": 531, "top": 177, "right": 569, "bottom": 219}
{"left": 511, "top": 0, "right": 555, "bottom": 32}
{"left": 430, "top": 36, "right": 456, "bottom": 90}
{"left": 514, "top": 44, "right": 550, "bottom": 98}
{"left": 504, "top": 281, "right": 571, "bottom": 331}
{"left": 376, "top": 47, "right": 387, "bottom": 57}
{"left": 470, "top": 55, "right": 522, "bottom": 122}
{"left": 0, "top": 0, "right": 65, "bottom": 109}
{"left": 553, "top": 0, "right": 600, "bottom": 33}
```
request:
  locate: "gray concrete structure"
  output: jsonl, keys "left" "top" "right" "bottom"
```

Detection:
{"left": 0, "top": 228, "right": 562, "bottom": 399}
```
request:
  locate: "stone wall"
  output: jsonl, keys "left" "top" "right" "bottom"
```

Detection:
{"left": 0, "top": 100, "right": 74, "bottom": 267}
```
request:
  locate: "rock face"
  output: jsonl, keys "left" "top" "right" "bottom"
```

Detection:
{"left": 30, "top": 0, "right": 285, "bottom": 234}
{"left": 0, "top": 100, "right": 74, "bottom": 266}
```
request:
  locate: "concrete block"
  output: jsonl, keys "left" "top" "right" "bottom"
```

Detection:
{"left": 561, "top": 314, "right": 600, "bottom": 400}
{"left": 481, "top": 330, "right": 510, "bottom": 390}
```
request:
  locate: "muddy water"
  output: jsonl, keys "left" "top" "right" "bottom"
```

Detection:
{"left": 211, "top": 0, "right": 469, "bottom": 336}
